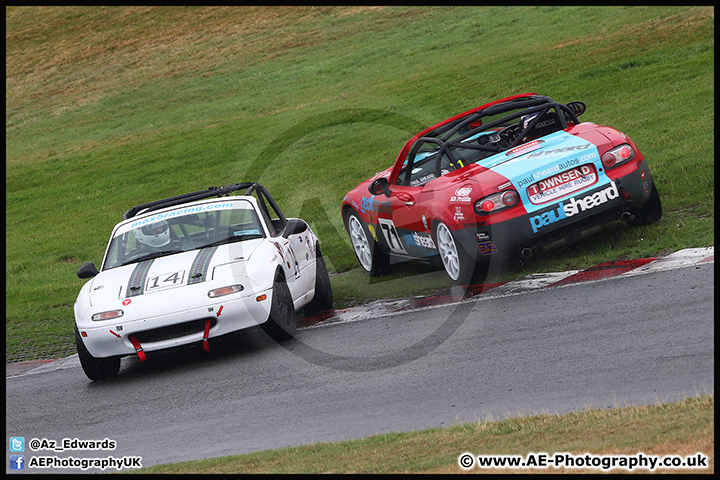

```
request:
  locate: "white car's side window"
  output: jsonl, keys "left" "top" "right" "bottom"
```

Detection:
{"left": 257, "top": 203, "right": 279, "bottom": 237}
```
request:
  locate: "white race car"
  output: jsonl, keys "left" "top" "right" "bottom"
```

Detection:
{"left": 74, "top": 182, "right": 333, "bottom": 381}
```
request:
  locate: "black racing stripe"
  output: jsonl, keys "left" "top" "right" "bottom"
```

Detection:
{"left": 126, "top": 259, "right": 155, "bottom": 298}
{"left": 188, "top": 246, "right": 219, "bottom": 285}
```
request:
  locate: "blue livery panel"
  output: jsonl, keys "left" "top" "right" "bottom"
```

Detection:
{"left": 476, "top": 131, "right": 613, "bottom": 216}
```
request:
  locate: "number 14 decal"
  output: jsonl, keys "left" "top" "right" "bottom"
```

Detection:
{"left": 147, "top": 270, "right": 186, "bottom": 291}
{"left": 377, "top": 218, "right": 407, "bottom": 254}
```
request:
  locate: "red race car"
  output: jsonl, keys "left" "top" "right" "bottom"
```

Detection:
{"left": 342, "top": 94, "right": 662, "bottom": 284}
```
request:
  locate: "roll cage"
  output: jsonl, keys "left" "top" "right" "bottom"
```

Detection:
{"left": 122, "top": 182, "right": 290, "bottom": 235}
{"left": 395, "top": 95, "right": 586, "bottom": 186}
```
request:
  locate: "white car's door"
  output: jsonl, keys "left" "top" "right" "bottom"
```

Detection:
{"left": 282, "top": 222, "right": 316, "bottom": 305}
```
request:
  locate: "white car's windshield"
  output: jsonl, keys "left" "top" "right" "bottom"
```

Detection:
{"left": 103, "top": 199, "right": 264, "bottom": 270}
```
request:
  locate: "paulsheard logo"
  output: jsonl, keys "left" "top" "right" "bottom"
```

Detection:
{"left": 529, "top": 181, "right": 619, "bottom": 233}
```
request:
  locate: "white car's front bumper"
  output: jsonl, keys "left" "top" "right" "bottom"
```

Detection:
{"left": 77, "top": 287, "right": 273, "bottom": 359}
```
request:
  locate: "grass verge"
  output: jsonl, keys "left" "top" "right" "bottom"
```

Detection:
{"left": 131, "top": 394, "right": 713, "bottom": 474}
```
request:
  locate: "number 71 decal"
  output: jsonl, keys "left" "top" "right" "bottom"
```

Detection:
{"left": 146, "top": 270, "right": 186, "bottom": 291}
{"left": 377, "top": 218, "right": 407, "bottom": 254}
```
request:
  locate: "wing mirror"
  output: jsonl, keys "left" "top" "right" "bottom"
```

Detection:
{"left": 283, "top": 218, "right": 308, "bottom": 237}
{"left": 369, "top": 177, "right": 391, "bottom": 197}
{"left": 566, "top": 101, "right": 586, "bottom": 117}
{"left": 77, "top": 262, "right": 99, "bottom": 279}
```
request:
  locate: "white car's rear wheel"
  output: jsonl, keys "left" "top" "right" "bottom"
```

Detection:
{"left": 304, "top": 243, "right": 333, "bottom": 313}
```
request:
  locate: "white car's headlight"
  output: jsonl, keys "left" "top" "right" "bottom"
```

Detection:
{"left": 91, "top": 309, "right": 124, "bottom": 321}
{"left": 208, "top": 285, "right": 244, "bottom": 298}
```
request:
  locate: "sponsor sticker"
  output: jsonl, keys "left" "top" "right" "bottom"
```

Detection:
{"left": 377, "top": 202, "right": 392, "bottom": 215}
{"left": 526, "top": 143, "right": 593, "bottom": 159}
{"left": 453, "top": 206, "right": 465, "bottom": 222}
{"left": 368, "top": 224, "right": 378, "bottom": 242}
{"left": 477, "top": 241, "right": 497, "bottom": 255}
{"left": 361, "top": 196, "right": 375, "bottom": 213}
{"left": 517, "top": 158, "right": 583, "bottom": 188}
{"left": 528, "top": 181, "right": 619, "bottom": 233}
{"left": 450, "top": 186, "right": 473, "bottom": 203}
{"left": 526, "top": 164, "right": 598, "bottom": 205}
{"left": 403, "top": 231, "right": 437, "bottom": 250}
{"left": 129, "top": 203, "right": 235, "bottom": 230}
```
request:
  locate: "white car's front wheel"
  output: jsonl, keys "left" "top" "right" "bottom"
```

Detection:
{"left": 262, "top": 273, "right": 296, "bottom": 341}
{"left": 75, "top": 326, "right": 120, "bottom": 381}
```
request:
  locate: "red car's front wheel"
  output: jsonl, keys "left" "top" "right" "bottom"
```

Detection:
{"left": 347, "top": 210, "right": 389, "bottom": 276}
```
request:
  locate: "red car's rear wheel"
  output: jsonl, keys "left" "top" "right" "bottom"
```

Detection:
{"left": 435, "top": 221, "right": 474, "bottom": 285}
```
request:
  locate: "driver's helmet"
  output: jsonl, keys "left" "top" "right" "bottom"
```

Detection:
{"left": 521, "top": 113, "right": 539, "bottom": 129}
{"left": 134, "top": 220, "right": 170, "bottom": 248}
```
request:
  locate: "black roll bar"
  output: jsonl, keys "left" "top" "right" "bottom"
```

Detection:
{"left": 122, "top": 182, "right": 261, "bottom": 220}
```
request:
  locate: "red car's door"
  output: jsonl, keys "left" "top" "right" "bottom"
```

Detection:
{"left": 380, "top": 137, "right": 450, "bottom": 257}
{"left": 375, "top": 184, "right": 425, "bottom": 257}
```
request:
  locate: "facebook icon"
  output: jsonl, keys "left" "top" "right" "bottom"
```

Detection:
{"left": 10, "top": 455, "right": 25, "bottom": 470}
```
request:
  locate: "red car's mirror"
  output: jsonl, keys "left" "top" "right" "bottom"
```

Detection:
{"left": 369, "top": 177, "right": 391, "bottom": 197}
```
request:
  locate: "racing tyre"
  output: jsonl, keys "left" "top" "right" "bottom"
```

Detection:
{"left": 347, "top": 210, "right": 389, "bottom": 276}
{"left": 435, "top": 221, "right": 475, "bottom": 285}
{"left": 304, "top": 243, "right": 333, "bottom": 313}
{"left": 263, "top": 273, "right": 297, "bottom": 341}
{"left": 74, "top": 326, "right": 120, "bottom": 381}
{"left": 630, "top": 183, "right": 662, "bottom": 226}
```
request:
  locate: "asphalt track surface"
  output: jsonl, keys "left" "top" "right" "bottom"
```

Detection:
{"left": 5, "top": 248, "right": 714, "bottom": 473}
